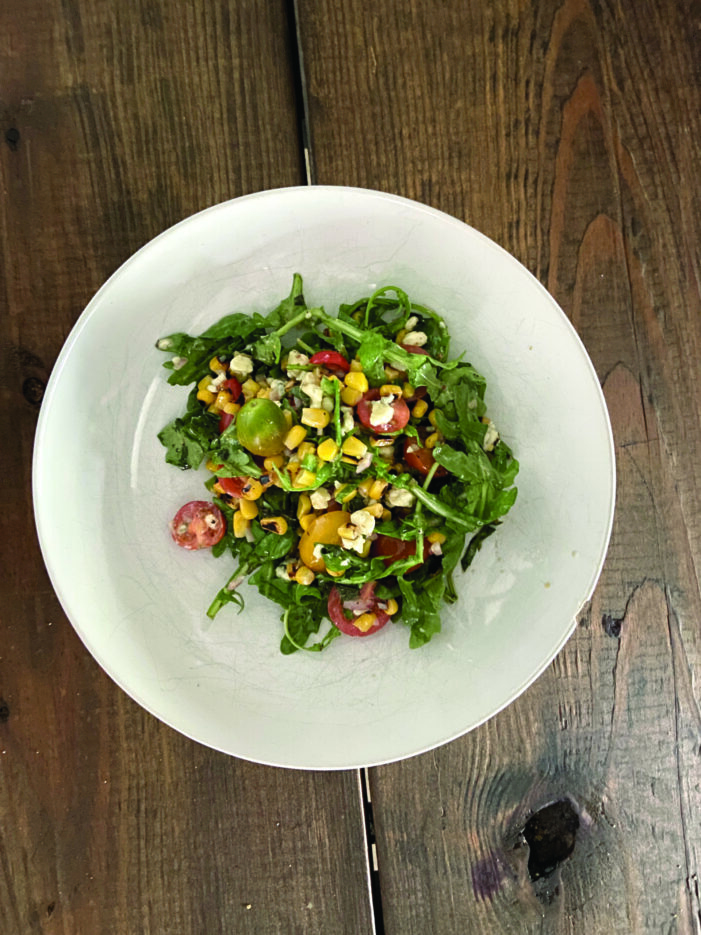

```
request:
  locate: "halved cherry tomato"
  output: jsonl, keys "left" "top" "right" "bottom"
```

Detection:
{"left": 400, "top": 343, "right": 430, "bottom": 356}
{"left": 372, "top": 533, "right": 431, "bottom": 574}
{"left": 356, "top": 389, "right": 410, "bottom": 434}
{"left": 327, "top": 583, "right": 390, "bottom": 637}
{"left": 216, "top": 476, "right": 247, "bottom": 498}
{"left": 223, "top": 376, "right": 242, "bottom": 398}
{"left": 309, "top": 350, "right": 350, "bottom": 372}
{"left": 402, "top": 438, "right": 447, "bottom": 478}
{"left": 219, "top": 411, "right": 234, "bottom": 433}
{"left": 298, "top": 511, "right": 351, "bottom": 572}
{"left": 170, "top": 501, "right": 226, "bottom": 550}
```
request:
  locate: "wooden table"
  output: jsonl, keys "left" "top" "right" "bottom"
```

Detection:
{"left": 2, "top": 1, "right": 700, "bottom": 932}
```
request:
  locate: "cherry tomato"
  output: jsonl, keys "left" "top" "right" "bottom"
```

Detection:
{"left": 400, "top": 343, "right": 430, "bottom": 356}
{"left": 223, "top": 377, "right": 242, "bottom": 398}
{"left": 298, "top": 511, "right": 351, "bottom": 572}
{"left": 170, "top": 501, "right": 226, "bottom": 550}
{"left": 236, "top": 398, "right": 288, "bottom": 457}
{"left": 219, "top": 411, "right": 234, "bottom": 433}
{"left": 327, "top": 584, "right": 390, "bottom": 637}
{"left": 216, "top": 476, "right": 247, "bottom": 498}
{"left": 356, "top": 389, "right": 410, "bottom": 435}
{"left": 309, "top": 350, "right": 350, "bottom": 372}
{"left": 402, "top": 438, "right": 447, "bottom": 477}
{"left": 372, "top": 533, "right": 431, "bottom": 573}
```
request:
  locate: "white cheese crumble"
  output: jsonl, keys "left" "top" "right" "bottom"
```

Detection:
{"left": 310, "top": 487, "right": 331, "bottom": 511}
{"left": 341, "top": 534, "right": 367, "bottom": 555}
{"left": 340, "top": 406, "right": 355, "bottom": 433}
{"left": 312, "top": 543, "right": 325, "bottom": 561}
{"left": 483, "top": 421, "right": 499, "bottom": 451}
{"left": 157, "top": 338, "right": 172, "bottom": 350}
{"left": 404, "top": 315, "right": 418, "bottom": 331}
{"left": 230, "top": 353, "right": 254, "bottom": 377}
{"left": 369, "top": 397, "right": 395, "bottom": 426}
{"left": 286, "top": 349, "right": 309, "bottom": 378}
{"left": 275, "top": 564, "right": 292, "bottom": 581}
{"left": 402, "top": 331, "right": 428, "bottom": 347}
{"left": 350, "top": 508, "right": 375, "bottom": 537}
{"left": 386, "top": 487, "right": 415, "bottom": 508}
{"left": 171, "top": 356, "right": 187, "bottom": 369}
{"left": 300, "top": 370, "right": 323, "bottom": 408}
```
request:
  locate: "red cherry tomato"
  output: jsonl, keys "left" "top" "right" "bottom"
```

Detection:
{"left": 170, "top": 501, "right": 226, "bottom": 550}
{"left": 402, "top": 438, "right": 447, "bottom": 477}
{"left": 400, "top": 343, "right": 430, "bottom": 356}
{"left": 372, "top": 533, "right": 431, "bottom": 573}
{"left": 216, "top": 476, "right": 247, "bottom": 498}
{"left": 309, "top": 350, "right": 351, "bottom": 372}
{"left": 356, "top": 389, "right": 410, "bottom": 434}
{"left": 327, "top": 584, "right": 390, "bottom": 637}
{"left": 219, "top": 411, "right": 234, "bottom": 433}
{"left": 223, "top": 377, "right": 242, "bottom": 398}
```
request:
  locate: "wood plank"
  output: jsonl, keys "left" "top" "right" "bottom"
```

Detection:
{"left": 0, "top": 2, "right": 373, "bottom": 933}
{"left": 298, "top": 0, "right": 701, "bottom": 931}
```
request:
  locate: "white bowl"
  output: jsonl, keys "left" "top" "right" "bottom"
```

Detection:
{"left": 33, "top": 187, "right": 615, "bottom": 769}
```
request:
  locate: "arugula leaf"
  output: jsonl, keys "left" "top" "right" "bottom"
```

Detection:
{"left": 157, "top": 409, "right": 218, "bottom": 469}
{"left": 357, "top": 331, "right": 387, "bottom": 385}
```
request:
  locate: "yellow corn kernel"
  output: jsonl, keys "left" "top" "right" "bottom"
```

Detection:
{"left": 403, "top": 383, "right": 415, "bottom": 398}
{"left": 263, "top": 455, "right": 285, "bottom": 472}
{"left": 284, "top": 424, "right": 307, "bottom": 449}
{"left": 425, "top": 432, "right": 440, "bottom": 449}
{"left": 198, "top": 376, "right": 212, "bottom": 391}
{"left": 209, "top": 356, "right": 227, "bottom": 372}
{"left": 297, "top": 494, "right": 312, "bottom": 520}
{"left": 233, "top": 511, "right": 250, "bottom": 538}
{"left": 337, "top": 523, "right": 357, "bottom": 540}
{"left": 241, "top": 378, "right": 259, "bottom": 400}
{"left": 428, "top": 409, "right": 439, "bottom": 427}
{"left": 256, "top": 387, "right": 271, "bottom": 399}
{"left": 295, "top": 566, "right": 315, "bottom": 586}
{"left": 240, "top": 479, "right": 264, "bottom": 501}
{"left": 384, "top": 367, "right": 401, "bottom": 381}
{"left": 197, "top": 388, "right": 215, "bottom": 404}
{"left": 380, "top": 384, "right": 403, "bottom": 397}
{"left": 327, "top": 567, "right": 345, "bottom": 578}
{"left": 286, "top": 460, "right": 300, "bottom": 477}
{"left": 260, "top": 516, "right": 288, "bottom": 535}
{"left": 206, "top": 459, "right": 221, "bottom": 473}
{"left": 341, "top": 456, "right": 358, "bottom": 464}
{"left": 381, "top": 508, "right": 392, "bottom": 522}
{"left": 385, "top": 598, "right": 399, "bottom": 616}
{"left": 412, "top": 399, "right": 429, "bottom": 419}
{"left": 344, "top": 370, "right": 369, "bottom": 393}
{"left": 207, "top": 402, "right": 220, "bottom": 414}
{"left": 214, "top": 390, "right": 231, "bottom": 409}
{"left": 353, "top": 612, "right": 377, "bottom": 633}
{"left": 349, "top": 358, "right": 364, "bottom": 372}
{"left": 299, "top": 513, "right": 314, "bottom": 531}
{"left": 294, "top": 469, "right": 317, "bottom": 488}
{"left": 222, "top": 401, "right": 240, "bottom": 416}
{"left": 283, "top": 409, "right": 294, "bottom": 428}
{"left": 317, "top": 438, "right": 339, "bottom": 461}
{"left": 427, "top": 531, "right": 447, "bottom": 544}
{"left": 357, "top": 478, "right": 375, "bottom": 497}
{"left": 341, "top": 436, "right": 368, "bottom": 458}
{"left": 239, "top": 499, "right": 259, "bottom": 520}
{"left": 340, "top": 386, "right": 363, "bottom": 406}
{"left": 362, "top": 502, "right": 384, "bottom": 518}
{"left": 297, "top": 441, "right": 317, "bottom": 459}
{"left": 301, "top": 407, "right": 330, "bottom": 429}
{"left": 396, "top": 329, "right": 407, "bottom": 343}
{"left": 369, "top": 478, "right": 388, "bottom": 500}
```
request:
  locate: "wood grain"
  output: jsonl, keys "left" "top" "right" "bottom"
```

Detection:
{"left": 298, "top": 0, "right": 701, "bottom": 931}
{"left": 0, "top": 2, "right": 374, "bottom": 934}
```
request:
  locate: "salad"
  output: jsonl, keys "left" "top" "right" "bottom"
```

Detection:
{"left": 156, "top": 275, "right": 519, "bottom": 653}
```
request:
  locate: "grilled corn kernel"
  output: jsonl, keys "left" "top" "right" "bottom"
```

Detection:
{"left": 353, "top": 612, "right": 377, "bottom": 633}
{"left": 286, "top": 460, "right": 300, "bottom": 477}
{"left": 381, "top": 508, "right": 392, "bottom": 521}
{"left": 403, "top": 383, "right": 415, "bottom": 398}
{"left": 215, "top": 390, "right": 231, "bottom": 409}
{"left": 241, "top": 378, "right": 259, "bottom": 400}
{"left": 301, "top": 407, "right": 330, "bottom": 429}
{"left": 260, "top": 516, "right": 288, "bottom": 535}
{"left": 342, "top": 436, "right": 368, "bottom": 458}
{"left": 207, "top": 402, "right": 220, "bottom": 414}
{"left": 385, "top": 598, "right": 399, "bottom": 616}
{"left": 412, "top": 399, "right": 429, "bottom": 419}
{"left": 198, "top": 376, "right": 212, "bottom": 391}
{"left": 299, "top": 513, "right": 314, "bottom": 531}
{"left": 209, "top": 356, "right": 227, "bottom": 372}
{"left": 294, "top": 469, "right": 317, "bottom": 488}
{"left": 295, "top": 565, "right": 315, "bottom": 586}
{"left": 263, "top": 455, "right": 285, "bottom": 471}
{"left": 334, "top": 484, "right": 356, "bottom": 504}
{"left": 344, "top": 370, "right": 369, "bottom": 393}
{"left": 297, "top": 441, "right": 316, "bottom": 460}
{"left": 384, "top": 367, "right": 401, "bottom": 381}
{"left": 233, "top": 512, "right": 250, "bottom": 538}
{"left": 395, "top": 329, "right": 407, "bottom": 343}
{"left": 349, "top": 358, "right": 364, "bottom": 372}
{"left": 338, "top": 523, "right": 357, "bottom": 540}
{"left": 239, "top": 499, "right": 259, "bottom": 520}
{"left": 283, "top": 409, "right": 294, "bottom": 428}
{"left": 341, "top": 456, "right": 359, "bottom": 464}
{"left": 240, "top": 479, "right": 264, "bottom": 501}
{"left": 428, "top": 409, "right": 439, "bottom": 427}
{"left": 380, "top": 384, "right": 403, "bottom": 397}
{"left": 425, "top": 432, "right": 440, "bottom": 449}
{"left": 197, "top": 388, "right": 216, "bottom": 404}
{"left": 256, "top": 387, "right": 271, "bottom": 399}
{"left": 284, "top": 425, "right": 307, "bottom": 449}
{"left": 317, "top": 438, "right": 339, "bottom": 461}
{"left": 427, "top": 531, "right": 447, "bottom": 544}
{"left": 357, "top": 478, "right": 375, "bottom": 498}
{"left": 297, "top": 494, "right": 312, "bottom": 520}
{"left": 327, "top": 567, "right": 345, "bottom": 578}
{"left": 369, "top": 479, "right": 388, "bottom": 500}
{"left": 222, "top": 401, "right": 240, "bottom": 415}
{"left": 205, "top": 460, "right": 220, "bottom": 473}
{"left": 363, "top": 502, "right": 385, "bottom": 518}
{"left": 340, "top": 386, "right": 363, "bottom": 406}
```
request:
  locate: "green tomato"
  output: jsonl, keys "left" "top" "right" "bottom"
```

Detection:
{"left": 236, "top": 397, "right": 288, "bottom": 457}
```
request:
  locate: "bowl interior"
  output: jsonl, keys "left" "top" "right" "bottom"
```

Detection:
{"left": 33, "top": 187, "right": 614, "bottom": 768}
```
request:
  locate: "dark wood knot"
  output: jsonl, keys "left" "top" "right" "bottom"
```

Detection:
{"left": 523, "top": 799, "right": 579, "bottom": 880}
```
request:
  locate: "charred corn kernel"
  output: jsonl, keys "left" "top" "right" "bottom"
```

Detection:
{"left": 301, "top": 407, "right": 330, "bottom": 429}
{"left": 380, "top": 384, "right": 403, "bottom": 397}
{"left": 396, "top": 329, "right": 407, "bottom": 343}
{"left": 239, "top": 499, "right": 259, "bottom": 520}
{"left": 286, "top": 460, "right": 300, "bottom": 477}
{"left": 317, "top": 437, "right": 339, "bottom": 461}
{"left": 256, "top": 387, "right": 271, "bottom": 399}
{"left": 297, "top": 441, "right": 316, "bottom": 459}
{"left": 344, "top": 371, "right": 369, "bottom": 393}
{"left": 428, "top": 409, "right": 439, "bottom": 427}
{"left": 240, "top": 479, "right": 264, "bottom": 501}
{"left": 357, "top": 478, "right": 375, "bottom": 497}
{"left": 369, "top": 478, "right": 388, "bottom": 500}
{"left": 403, "top": 382, "right": 415, "bottom": 398}
{"left": 353, "top": 612, "right": 377, "bottom": 633}
{"left": 209, "top": 356, "right": 227, "bottom": 372}
{"left": 363, "top": 502, "right": 385, "bottom": 518}
{"left": 342, "top": 436, "right": 368, "bottom": 458}
{"left": 341, "top": 386, "right": 363, "bottom": 406}
{"left": 260, "top": 516, "right": 288, "bottom": 535}
{"left": 385, "top": 598, "right": 399, "bottom": 616}
{"left": 198, "top": 376, "right": 212, "bottom": 391}
{"left": 349, "top": 358, "right": 364, "bottom": 372}
{"left": 425, "top": 432, "right": 440, "bottom": 449}
{"left": 284, "top": 424, "right": 307, "bottom": 449}
{"left": 215, "top": 390, "right": 231, "bottom": 409}
{"left": 299, "top": 513, "right": 314, "bottom": 531}
{"left": 206, "top": 459, "right": 221, "bottom": 472}
{"left": 338, "top": 523, "right": 357, "bottom": 540}
{"left": 297, "top": 494, "right": 312, "bottom": 520}
{"left": 197, "top": 388, "right": 216, "bottom": 404}
{"left": 341, "top": 456, "right": 359, "bottom": 464}
{"left": 283, "top": 409, "right": 294, "bottom": 428}
{"left": 294, "top": 469, "right": 317, "bottom": 488}
{"left": 207, "top": 403, "right": 220, "bottom": 414}
{"left": 381, "top": 508, "right": 392, "bottom": 521}
{"left": 241, "top": 378, "right": 259, "bottom": 400}
{"left": 412, "top": 399, "right": 429, "bottom": 418}
{"left": 295, "top": 565, "right": 315, "bottom": 586}
{"left": 263, "top": 455, "right": 285, "bottom": 471}
{"left": 222, "top": 401, "right": 240, "bottom": 415}
{"left": 384, "top": 366, "right": 401, "bottom": 381}
{"left": 233, "top": 512, "right": 250, "bottom": 538}
{"left": 427, "top": 531, "right": 447, "bottom": 544}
